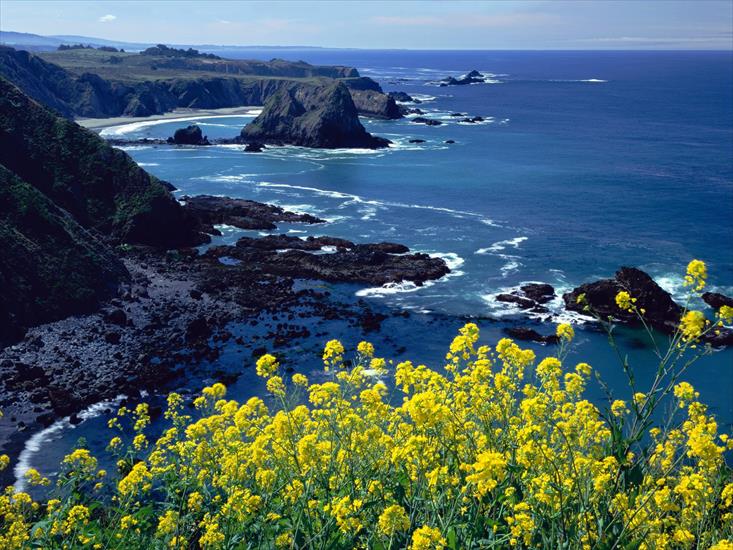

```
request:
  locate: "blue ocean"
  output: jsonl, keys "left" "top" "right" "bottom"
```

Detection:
{"left": 16, "top": 50, "right": 733, "bottom": 486}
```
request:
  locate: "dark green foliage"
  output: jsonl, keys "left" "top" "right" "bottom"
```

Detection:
{"left": 0, "top": 76, "right": 201, "bottom": 247}
{"left": 0, "top": 165, "right": 128, "bottom": 343}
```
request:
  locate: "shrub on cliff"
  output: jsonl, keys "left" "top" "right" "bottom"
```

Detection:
{"left": 1, "top": 261, "right": 732, "bottom": 548}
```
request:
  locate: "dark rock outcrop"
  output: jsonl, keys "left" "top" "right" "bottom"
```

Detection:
{"left": 563, "top": 267, "right": 681, "bottom": 332}
{"left": 181, "top": 195, "right": 325, "bottom": 232}
{"left": 169, "top": 124, "right": 209, "bottom": 145}
{"left": 349, "top": 89, "right": 402, "bottom": 119}
{"left": 504, "top": 327, "right": 559, "bottom": 345}
{"left": 244, "top": 142, "right": 265, "bottom": 152}
{"left": 439, "top": 70, "right": 486, "bottom": 86}
{"left": 702, "top": 292, "right": 733, "bottom": 310}
{"left": 240, "top": 81, "right": 390, "bottom": 149}
{"left": 494, "top": 284, "right": 555, "bottom": 314}
{"left": 521, "top": 283, "right": 555, "bottom": 304}
{"left": 388, "top": 91, "right": 417, "bottom": 103}
{"left": 205, "top": 235, "right": 448, "bottom": 287}
{"left": 411, "top": 117, "right": 442, "bottom": 126}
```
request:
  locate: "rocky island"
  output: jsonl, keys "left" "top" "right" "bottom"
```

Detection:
{"left": 239, "top": 81, "right": 390, "bottom": 149}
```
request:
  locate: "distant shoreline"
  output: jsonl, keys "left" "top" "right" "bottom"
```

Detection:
{"left": 76, "top": 106, "right": 259, "bottom": 131}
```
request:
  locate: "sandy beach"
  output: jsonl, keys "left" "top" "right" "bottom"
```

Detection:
{"left": 76, "top": 106, "right": 260, "bottom": 131}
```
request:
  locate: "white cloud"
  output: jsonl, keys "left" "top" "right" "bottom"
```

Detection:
{"left": 98, "top": 14, "right": 117, "bottom": 23}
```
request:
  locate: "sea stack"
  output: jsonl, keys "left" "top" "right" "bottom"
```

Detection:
{"left": 239, "top": 81, "right": 390, "bottom": 149}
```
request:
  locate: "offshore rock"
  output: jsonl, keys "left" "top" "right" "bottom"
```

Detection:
{"left": 169, "top": 124, "right": 209, "bottom": 145}
{"left": 563, "top": 267, "right": 682, "bottom": 332}
{"left": 702, "top": 292, "right": 733, "bottom": 310}
{"left": 181, "top": 195, "right": 325, "bottom": 232}
{"left": 240, "top": 81, "right": 390, "bottom": 149}
{"left": 206, "top": 236, "right": 447, "bottom": 286}
{"left": 439, "top": 70, "right": 486, "bottom": 86}
{"left": 411, "top": 117, "right": 442, "bottom": 126}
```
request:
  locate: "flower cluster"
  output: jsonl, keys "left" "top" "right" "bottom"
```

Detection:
{"left": 1, "top": 262, "right": 731, "bottom": 549}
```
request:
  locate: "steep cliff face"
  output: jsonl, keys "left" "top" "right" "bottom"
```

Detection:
{"left": 0, "top": 46, "right": 400, "bottom": 120}
{"left": 0, "top": 166, "right": 128, "bottom": 344}
{"left": 240, "top": 81, "right": 390, "bottom": 149}
{"left": 0, "top": 77, "right": 202, "bottom": 247}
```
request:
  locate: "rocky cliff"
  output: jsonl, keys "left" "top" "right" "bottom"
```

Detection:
{"left": 0, "top": 166, "right": 128, "bottom": 345}
{"left": 0, "top": 46, "right": 400, "bottom": 120}
{"left": 0, "top": 77, "right": 203, "bottom": 247}
{"left": 240, "top": 81, "right": 390, "bottom": 149}
{"left": 0, "top": 76, "right": 210, "bottom": 343}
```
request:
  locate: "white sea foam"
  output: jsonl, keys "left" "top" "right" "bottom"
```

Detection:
{"left": 476, "top": 236, "right": 528, "bottom": 255}
{"left": 136, "top": 162, "right": 159, "bottom": 167}
{"left": 410, "top": 94, "right": 437, "bottom": 102}
{"left": 355, "top": 252, "right": 464, "bottom": 298}
{"left": 481, "top": 280, "right": 595, "bottom": 324}
{"left": 100, "top": 113, "right": 257, "bottom": 137}
{"left": 14, "top": 395, "right": 127, "bottom": 492}
{"left": 580, "top": 79, "right": 607, "bottom": 83}
{"left": 257, "top": 182, "right": 498, "bottom": 226}
{"left": 355, "top": 280, "right": 423, "bottom": 297}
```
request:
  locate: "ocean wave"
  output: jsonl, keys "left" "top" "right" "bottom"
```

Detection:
{"left": 355, "top": 251, "right": 465, "bottom": 298}
{"left": 481, "top": 281, "right": 595, "bottom": 324}
{"left": 409, "top": 94, "right": 437, "bottom": 102}
{"left": 476, "top": 236, "right": 528, "bottom": 255}
{"left": 257, "top": 182, "right": 498, "bottom": 226}
{"left": 14, "top": 394, "right": 127, "bottom": 492}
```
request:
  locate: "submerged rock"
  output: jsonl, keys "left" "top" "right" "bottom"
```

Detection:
{"left": 240, "top": 81, "right": 390, "bottom": 149}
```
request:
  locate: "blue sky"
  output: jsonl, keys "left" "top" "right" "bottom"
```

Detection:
{"left": 2, "top": 0, "right": 732, "bottom": 49}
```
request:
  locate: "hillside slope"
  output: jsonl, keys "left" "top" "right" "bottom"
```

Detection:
{"left": 0, "top": 76, "right": 202, "bottom": 247}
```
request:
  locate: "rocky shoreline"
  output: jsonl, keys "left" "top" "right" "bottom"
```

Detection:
{"left": 0, "top": 192, "right": 453, "bottom": 482}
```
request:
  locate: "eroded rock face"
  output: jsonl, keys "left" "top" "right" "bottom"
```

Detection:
{"left": 240, "top": 81, "right": 390, "bottom": 149}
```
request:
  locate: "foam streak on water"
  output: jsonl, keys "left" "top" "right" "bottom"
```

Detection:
{"left": 14, "top": 395, "right": 127, "bottom": 492}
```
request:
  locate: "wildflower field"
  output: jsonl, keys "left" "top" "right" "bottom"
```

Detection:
{"left": 1, "top": 261, "right": 732, "bottom": 549}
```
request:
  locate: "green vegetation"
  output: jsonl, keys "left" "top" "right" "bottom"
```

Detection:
{"left": 1, "top": 262, "right": 731, "bottom": 548}
{"left": 0, "top": 165, "right": 127, "bottom": 342}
